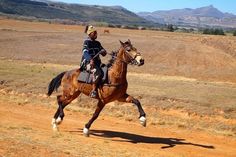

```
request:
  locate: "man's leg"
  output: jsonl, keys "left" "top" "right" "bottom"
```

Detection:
{"left": 90, "top": 67, "right": 102, "bottom": 98}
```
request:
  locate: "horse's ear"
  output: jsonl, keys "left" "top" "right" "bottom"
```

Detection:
{"left": 128, "top": 39, "right": 131, "bottom": 44}
{"left": 119, "top": 40, "right": 124, "bottom": 46}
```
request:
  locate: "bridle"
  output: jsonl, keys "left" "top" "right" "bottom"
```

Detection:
{"left": 108, "top": 45, "right": 141, "bottom": 65}
{"left": 124, "top": 46, "right": 142, "bottom": 65}
{"left": 104, "top": 43, "right": 143, "bottom": 86}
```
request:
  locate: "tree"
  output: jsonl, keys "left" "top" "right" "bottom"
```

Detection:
{"left": 202, "top": 28, "right": 225, "bottom": 35}
{"left": 233, "top": 30, "right": 236, "bottom": 36}
{"left": 167, "top": 24, "right": 174, "bottom": 32}
{"left": 203, "top": 28, "right": 211, "bottom": 34}
{"left": 214, "top": 28, "right": 225, "bottom": 35}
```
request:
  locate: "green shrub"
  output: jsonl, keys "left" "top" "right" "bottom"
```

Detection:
{"left": 203, "top": 28, "right": 225, "bottom": 35}
{"left": 167, "top": 24, "right": 174, "bottom": 32}
{"left": 233, "top": 30, "right": 236, "bottom": 36}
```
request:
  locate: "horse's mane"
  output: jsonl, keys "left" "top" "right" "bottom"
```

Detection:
{"left": 106, "top": 41, "right": 131, "bottom": 68}
{"left": 107, "top": 51, "right": 118, "bottom": 68}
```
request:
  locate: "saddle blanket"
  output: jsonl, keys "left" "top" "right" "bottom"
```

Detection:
{"left": 77, "top": 66, "right": 108, "bottom": 84}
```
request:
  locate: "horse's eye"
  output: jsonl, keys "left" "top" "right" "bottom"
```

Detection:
{"left": 126, "top": 47, "right": 131, "bottom": 52}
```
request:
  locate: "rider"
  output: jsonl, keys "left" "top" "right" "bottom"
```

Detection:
{"left": 80, "top": 25, "right": 107, "bottom": 98}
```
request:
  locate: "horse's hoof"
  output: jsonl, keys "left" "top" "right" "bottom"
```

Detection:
{"left": 83, "top": 127, "right": 90, "bottom": 137}
{"left": 52, "top": 123, "right": 58, "bottom": 131}
{"left": 52, "top": 118, "right": 56, "bottom": 124}
{"left": 51, "top": 118, "right": 59, "bottom": 131}
{"left": 139, "top": 116, "right": 146, "bottom": 127}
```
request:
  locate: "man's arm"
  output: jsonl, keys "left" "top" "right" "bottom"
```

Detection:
{"left": 98, "top": 41, "right": 107, "bottom": 56}
{"left": 82, "top": 40, "right": 92, "bottom": 61}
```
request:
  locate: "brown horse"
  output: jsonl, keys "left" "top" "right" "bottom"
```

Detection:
{"left": 47, "top": 39, "right": 146, "bottom": 136}
{"left": 104, "top": 29, "right": 110, "bottom": 34}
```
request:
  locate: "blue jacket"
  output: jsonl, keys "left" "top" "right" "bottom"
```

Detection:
{"left": 81, "top": 38, "right": 104, "bottom": 66}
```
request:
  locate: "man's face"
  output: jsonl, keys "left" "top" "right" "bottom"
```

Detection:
{"left": 89, "top": 31, "right": 97, "bottom": 40}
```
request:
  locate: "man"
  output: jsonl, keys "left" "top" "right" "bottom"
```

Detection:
{"left": 80, "top": 25, "right": 107, "bottom": 98}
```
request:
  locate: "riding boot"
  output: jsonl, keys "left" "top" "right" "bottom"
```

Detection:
{"left": 90, "top": 83, "right": 98, "bottom": 98}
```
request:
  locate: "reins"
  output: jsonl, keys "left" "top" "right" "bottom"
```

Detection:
{"left": 102, "top": 44, "right": 140, "bottom": 87}
{"left": 107, "top": 52, "right": 128, "bottom": 65}
{"left": 107, "top": 46, "right": 140, "bottom": 65}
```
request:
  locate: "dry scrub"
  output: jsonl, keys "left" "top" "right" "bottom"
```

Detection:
{"left": 0, "top": 59, "right": 235, "bottom": 137}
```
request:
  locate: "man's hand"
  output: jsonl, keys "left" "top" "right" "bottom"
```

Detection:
{"left": 90, "top": 59, "right": 95, "bottom": 68}
{"left": 100, "top": 49, "right": 107, "bottom": 56}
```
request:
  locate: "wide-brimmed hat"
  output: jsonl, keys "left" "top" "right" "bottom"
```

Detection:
{"left": 87, "top": 25, "right": 97, "bottom": 35}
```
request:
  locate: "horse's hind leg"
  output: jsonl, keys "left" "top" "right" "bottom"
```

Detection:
{"left": 52, "top": 95, "right": 66, "bottom": 130}
{"left": 52, "top": 92, "right": 81, "bottom": 130}
{"left": 52, "top": 96, "right": 65, "bottom": 124}
{"left": 118, "top": 94, "right": 146, "bottom": 127}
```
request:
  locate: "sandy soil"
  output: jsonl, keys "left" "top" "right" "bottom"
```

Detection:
{"left": 0, "top": 18, "right": 236, "bottom": 157}
{"left": 0, "top": 100, "right": 236, "bottom": 157}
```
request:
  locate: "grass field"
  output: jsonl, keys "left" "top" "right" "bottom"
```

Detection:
{"left": 0, "top": 18, "right": 236, "bottom": 157}
{"left": 1, "top": 59, "right": 235, "bottom": 137}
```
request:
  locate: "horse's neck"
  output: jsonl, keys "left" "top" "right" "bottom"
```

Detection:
{"left": 108, "top": 51, "right": 127, "bottom": 84}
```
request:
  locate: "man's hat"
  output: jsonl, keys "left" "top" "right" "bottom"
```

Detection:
{"left": 87, "top": 25, "right": 97, "bottom": 35}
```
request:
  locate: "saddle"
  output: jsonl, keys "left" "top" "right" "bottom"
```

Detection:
{"left": 77, "top": 65, "right": 108, "bottom": 84}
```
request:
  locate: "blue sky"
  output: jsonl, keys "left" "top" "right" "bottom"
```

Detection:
{"left": 51, "top": 0, "right": 236, "bottom": 15}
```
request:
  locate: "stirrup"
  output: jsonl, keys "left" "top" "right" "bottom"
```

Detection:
{"left": 90, "top": 90, "right": 97, "bottom": 98}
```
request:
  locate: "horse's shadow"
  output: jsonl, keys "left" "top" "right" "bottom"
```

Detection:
{"left": 87, "top": 129, "right": 215, "bottom": 149}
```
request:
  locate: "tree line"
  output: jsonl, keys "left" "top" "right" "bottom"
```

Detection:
{"left": 202, "top": 28, "right": 225, "bottom": 35}
{"left": 234, "top": 30, "right": 236, "bottom": 36}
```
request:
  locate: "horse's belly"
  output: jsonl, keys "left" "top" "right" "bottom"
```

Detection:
{"left": 100, "top": 84, "right": 127, "bottom": 102}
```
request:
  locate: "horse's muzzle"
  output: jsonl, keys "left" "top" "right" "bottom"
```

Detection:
{"left": 139, "top": 59, "right": 144, "bottom": 66}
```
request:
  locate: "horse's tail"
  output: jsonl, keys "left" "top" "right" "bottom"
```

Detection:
{"left": 47, "top": 71, "right": 66, "bottom": 96}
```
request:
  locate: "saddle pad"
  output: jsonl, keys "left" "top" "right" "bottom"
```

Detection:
{"left": 77, "top": 71, "right": 93, "bottom": 84}
{"left": 77, "top": 66, "right": 108, "bottom": 84}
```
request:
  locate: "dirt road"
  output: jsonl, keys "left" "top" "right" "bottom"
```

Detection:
{"left": 0, "top": 19, "right": 236, "bottom": 157}
{"left": 1, "top": 100, "right": 235, "bottom": 157}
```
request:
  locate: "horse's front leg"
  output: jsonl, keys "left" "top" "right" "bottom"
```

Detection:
{"left": 119, "top": 94, "right": 146, "bottom": 127}
{"left": 83, "top": 100, "right": 105, "bottom": 137}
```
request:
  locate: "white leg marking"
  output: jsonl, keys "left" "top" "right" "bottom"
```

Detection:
{"left": 56, "top": 117, "right": 62, "bottom": 125}
{"left": 51, "top": 118, "right": 58, "bottom": 131}
{"left": 139, "top": 116, "right": 146, "bottom": 127}
{"left": 83, "top": 127, "right": 90, "bottom": 137}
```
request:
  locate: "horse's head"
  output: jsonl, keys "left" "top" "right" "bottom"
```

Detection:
{"left": 119, "top": 39, "right": 144, "bottom": 66}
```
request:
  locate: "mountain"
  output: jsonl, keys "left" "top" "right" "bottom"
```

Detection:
{"left": 0, "top": 0, "right": 150, "bottom": 26}
{"left": 137, "top": 5, "right": 236, "bottom": 28}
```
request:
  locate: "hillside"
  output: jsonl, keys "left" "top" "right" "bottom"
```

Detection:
{"left": 0, "top": 0, "right": 150, "bottom": 26}
{"left": 0, "top": 19, "right": 236, "bottom": 83}
{"left": 138, "top": 5, "right": 236, "bottom": 28}
{"left": 0, "top": 19, "right": 236, "bottom": 157}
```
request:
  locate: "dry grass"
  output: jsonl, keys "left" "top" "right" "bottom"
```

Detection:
{"left": 0, "top": 19, "right": 236, "bottom": 137}
{"left": 2, "top": 18, "right": 236, "bottom": 157}
{"left": 1, "top": 59, "right": 236, "bottom": 137}
{"left": 1, "top": 19, "right": 236, "bottom": 83}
